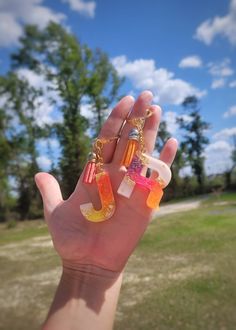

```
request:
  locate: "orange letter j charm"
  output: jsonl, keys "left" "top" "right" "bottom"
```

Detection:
{"left": 80, "top": 171, "right": 115, "bottom": 222}
{"left": 80, "top": 138, "right": 116, "bottom": 222}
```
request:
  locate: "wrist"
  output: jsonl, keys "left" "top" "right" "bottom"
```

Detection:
{"left": 62, "top": 260, "right": 123, "bottom": 281}
{"left": 61, "top": 260, "right": 124, "bottom": 309}
{"left": 59, "top": 260, "right": 123, "bottom": 316}
{"left": 42, "top": 262, "right": 123, "bottom": 330}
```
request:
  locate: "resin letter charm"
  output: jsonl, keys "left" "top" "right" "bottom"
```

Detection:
{"left": 80, "top": 171, "right": 115, "bottom": 222}
{"left": 118, "top": 154, "right": 172, "bottom": 209}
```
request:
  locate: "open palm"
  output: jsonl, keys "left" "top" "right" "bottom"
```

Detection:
{"left": 35, "top": 91, "right": 178, "bottom": 273}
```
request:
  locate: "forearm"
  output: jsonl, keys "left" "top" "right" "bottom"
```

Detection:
{"left": 42, "top": 263, "right": 123, "bottom": 330}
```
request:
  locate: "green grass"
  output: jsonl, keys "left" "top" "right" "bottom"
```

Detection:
{"left": 0, "top": 219, "right": 48, "bottom": 245}
{"left": 114, "top": 192, "right": 236, "bottom": 330}
{"left": 0, "top": 192, "right": 236, "bottom": 330}
{"left": 202, "top": 191, "right": 236, "bottom": 204}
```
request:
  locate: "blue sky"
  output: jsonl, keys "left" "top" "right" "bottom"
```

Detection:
{"left": 0, "top": 0, "right": 236, "bottom": 175}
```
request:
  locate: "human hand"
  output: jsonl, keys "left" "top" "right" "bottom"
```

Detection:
{"left": 35, "top": 91, "right": 178, "bottom": 276}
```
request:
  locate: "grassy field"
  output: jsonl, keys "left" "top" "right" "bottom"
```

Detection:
{"left": 0, "top": 192, "right": 236, "bottom": 330}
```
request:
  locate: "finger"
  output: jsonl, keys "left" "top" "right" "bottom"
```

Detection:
{"left": 113, "top": 90, "right": 153, "bottom": 164}
{"left": 159, "top": 138, "right": 178, "bottom": 167}
{"left": 35, "top": 172, "right": 63, "bottom": 219}
{"left": 98, "top": 95, "right": 135, "bottom": 163}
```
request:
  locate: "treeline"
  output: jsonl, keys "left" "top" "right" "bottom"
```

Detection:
{"left": 0, "top": 23, "right": 235, "bottom": 222}
{"left": 162, "top": 96, "right": 236, "bottom": 201}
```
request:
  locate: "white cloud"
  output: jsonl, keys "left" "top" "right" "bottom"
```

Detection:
{"left": 33, "top": 97, "right": 55, "bottom": 126}
{"left": 17, "top": 68, "right": 46, "bottom": 89}
{"left": 112, "top": 55, "right": 205, "bottom": 105}
{"left": 0, "top": 13, "right": 22, "bottom": 47}
{"left": 37, "top": 138, "right": 60, "bottom": 170}
{"left": 24, "top": 6, "right": 65, "bottom": 29}
{"left": 163, "top": 111, "right": 192, "bottom": 135}
{"left": 163, "top": 111, "right": 178, "bottom": 135}
{"left": 16, "top": 67, "right": 63, "bottom": 105}
{"left": 208, "top": 58, "right": 234, "bottom": 89}
{"left": 211, "top": 78, "right": 226, "bottom": 89}
{"left": 62, "top": 0, "right": 96, "bottom": 18}
{"left": 81, "top": 103, "right": 94, "bottom": 118}
{"left": 229, "top": 80, "right": 236, "bottom": 87}
{"left": 204, "top": 140, "right": 233, "bottom": 174}
{"left": 213, "top": 126, "right": 236, "bottom": 139}
{"left": 0, "top": 0, "right": 66, "bottom": 47}
{"left": 205, "top": 140, "right": 232, "bottom": 152}
{"left": 179, "top": 166, "right": 192, "bottom": 177}
{"left": 16, "top": 68, "right": 63, "bottom": 127}
{"left": 179, "top": 55, "right": 203, "bottom": 68}
{"left": 223, "top": 105, "right": 236, "bottom": 118}
{"left": 0, "top": 94, "right": 8, "bottom": 108}
{"left": 36, "top": 155, "right": 52, "bottom": 170}
{"left": 205, "top": 126, "right": 236, "bottom": 174}
{"left": 208, "top": 58, "right": 234, "bottom": 77}
{"left": 195, "top": 0, "right": 236, "bottom": 46}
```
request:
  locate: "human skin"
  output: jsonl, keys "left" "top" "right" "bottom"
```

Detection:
{"left": 35, "top": 90, "right": 178, "bottom": 330}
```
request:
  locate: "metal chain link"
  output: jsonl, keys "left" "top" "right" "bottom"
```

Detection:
{"left": 127, "top": 108, "right": 153, "bottom": 161}
{"left": 92, "top": 108, "right": 153, "bottom": 171}
{"left": 93, "top": 136, "right": 119, "bottom": 172}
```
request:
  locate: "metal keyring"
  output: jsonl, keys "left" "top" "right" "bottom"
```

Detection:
{"left": 145, "top": 108, "right": 153, "bottom": 118}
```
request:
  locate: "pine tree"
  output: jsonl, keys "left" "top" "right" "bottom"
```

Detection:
{"left": 177, "top": 96, "right": 210, "bottom": 192}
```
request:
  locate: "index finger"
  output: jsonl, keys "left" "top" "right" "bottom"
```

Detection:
{"left": 98, "top": 95, "right": 135, "bottom": 163}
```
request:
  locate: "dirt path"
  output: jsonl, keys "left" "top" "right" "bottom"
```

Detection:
{"left": 155, "top": 199, "right": 202, "bottom": 217}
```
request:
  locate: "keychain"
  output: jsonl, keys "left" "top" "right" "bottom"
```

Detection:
{"left": 118, "top": 109, "right": 172, "bottom": 209}
{"left": 80, "top": 108, "right": 172, "bottom": 222}
{"left": 120, "top": 110, "right": 152, "bottom": 167}
{"left": 80, "top": 138, "right": 117, "bottom": 222}
{"left": 118, "top": 154, "right": 171, "bottom": 209}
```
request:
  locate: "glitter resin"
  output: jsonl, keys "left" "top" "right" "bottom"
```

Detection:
{"left": 80, "top": 171, "right": 115, "bottom": 222}
{"left": 117, "top": 155, "right": 171, "bottom": 209}
{"left": 141, "top": 153, "right": 172, "bottom": 188}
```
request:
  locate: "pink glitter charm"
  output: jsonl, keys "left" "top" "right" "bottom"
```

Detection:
{"left": 117, "top": 154, "right": 171, "bottom": 209}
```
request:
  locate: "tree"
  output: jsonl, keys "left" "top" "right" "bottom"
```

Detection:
{"left": 87, "top": 49, "right": 124, "bottom": 136}
{"left": 156, "top": 121, "right": 170, "bottom": 152}
{"left": 224, "top": 135, "right": 236, "bottom": 188}
{"left": 0, "top": 91, "right": 13, "bottom": 221}
{"left": 232, "top": 135, "right": 236, "bottom": 167}
{"left": 177, "top": 96, "right": 210, "bottom": 192}
{"left": 12, "top": 23, "right": 123, "bottom": 197}
{"left": 0, "top": 73, "right": 44, "bottom": 220}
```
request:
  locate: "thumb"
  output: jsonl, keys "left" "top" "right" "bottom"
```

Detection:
{"left": 35, "top": 172, "right": 63, "bottom": 218}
